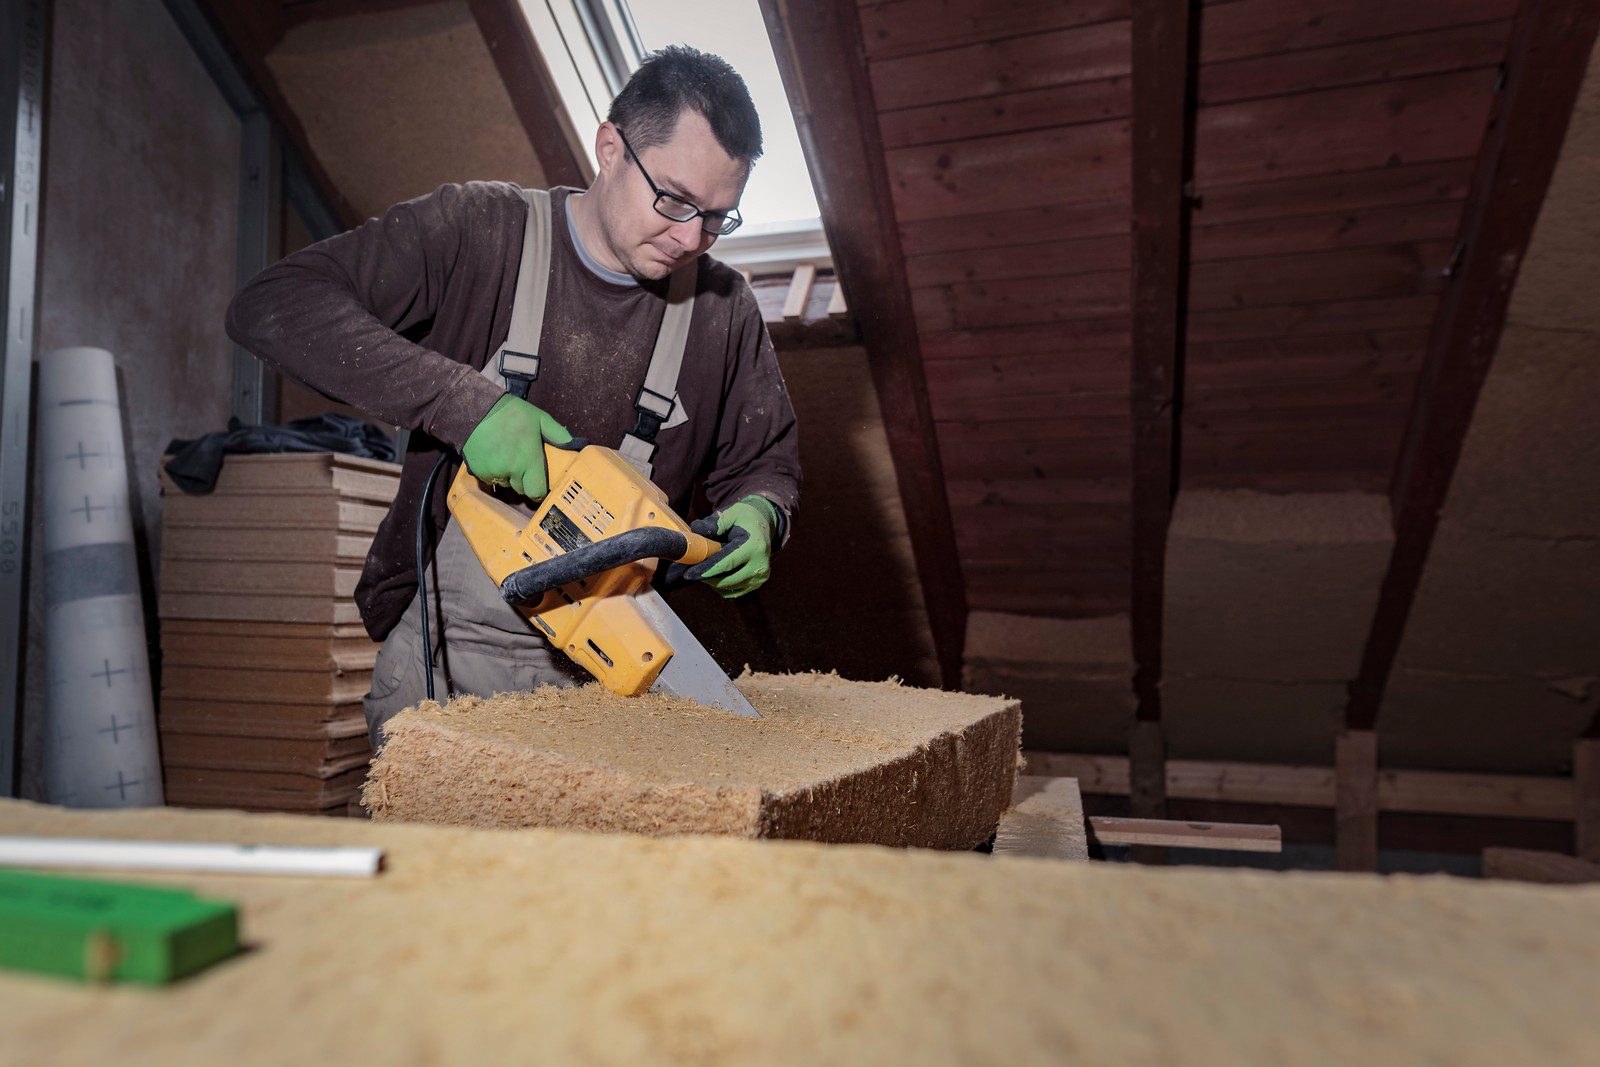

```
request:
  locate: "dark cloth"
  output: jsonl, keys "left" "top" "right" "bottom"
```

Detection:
{"left": 163, "top": 414, "right": 397, "bottom": 493}
{"left": 225, "top": 182, "right": 801, "bottom": 641}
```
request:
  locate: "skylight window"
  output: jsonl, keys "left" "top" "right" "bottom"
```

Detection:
{"left": 522, "top": 0, "right": 827, "bottom": 271}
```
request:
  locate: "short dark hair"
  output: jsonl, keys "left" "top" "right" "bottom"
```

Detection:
{"left": 607, "top": 45, "right": 763, "bottom": 164}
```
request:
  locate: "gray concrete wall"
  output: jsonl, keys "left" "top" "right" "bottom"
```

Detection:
{"left": 21, "top": 0, "right": 239, "bottom": 797}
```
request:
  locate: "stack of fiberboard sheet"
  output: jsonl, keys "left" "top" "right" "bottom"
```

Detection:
{"left": 157, "top": 453, "right": 399, "bottom": 814}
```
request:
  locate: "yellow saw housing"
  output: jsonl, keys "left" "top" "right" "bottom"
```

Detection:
{"left": 446, "top": 444, "right": 721, "bottom": 696}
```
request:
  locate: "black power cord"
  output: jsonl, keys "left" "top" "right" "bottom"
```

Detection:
{"left": 416, "top": 453, "right": 452, "bottom": 702}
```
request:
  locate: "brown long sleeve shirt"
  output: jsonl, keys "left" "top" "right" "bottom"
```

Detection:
{"left": 226, "top": 182, "right": 800, "bottom": 640}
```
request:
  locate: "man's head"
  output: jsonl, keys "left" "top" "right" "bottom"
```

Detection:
{"left": 585, "top": 46, "right": 763, "bottom": 281}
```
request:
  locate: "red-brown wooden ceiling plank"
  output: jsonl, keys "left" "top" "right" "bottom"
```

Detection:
{"left": 889, "top": 70, "right": 1495, "bottom": 226}
{"left": 901, "top": 198, "right": 1129, "bottom": 258}
{"left": 880, "top": 77, "right": 1130, "bottom": 151}
{"left": 1187, "top": 240, "right": 1454, "bottom": 310}
{"left": 1185, "top": 294, "right": 1438, "bottom": 343}
{"left": 192, "top": 0, "right": 363, "bottom": 230}
{"left": 869, "top": 18, "right": 1128, "bottom": 113}
{"left": 1194, "top": 159, "right": 1474, "bottom": 224}
{"left": 921, "top": 318, "right": 1133, "bottom": 360}
{"left": 906, "top": 231, "right": 1131, "bottom": 288}
{"left": 1192, "top": 70, "right": 1500, "bottom": 189}
{"left": 1346, "top": 0, "right": 1600, "bottom": 732}
{"left": 1198, "top": 0, "right": 1518, "bottom": 65}
{"left": 947, "top": 477, "right": 1132, "bottom": 508}
{"left": 1198, "top": 19, "right": 1511, "bottom": 106}
{"left": 913, "top": 269, "right": 1130, "bottom": 332}
{"left": 909, "top": 201, "right": 1465, "bottom": 289}
{"left": 938, "top": 437, "right": 1132, "bottom": 482}
{"left": 887, "top": 118, "right": 1130, "bottom": 222}
{"left": 1190, "top": 201, "right": 1466, "bottom": 263}
{"left": 923, "top": 348, "right": 1131, "bottom": 396}
{"left": 278, "top": 0, "right": 441, "bottom": 24}
{"left": 879, "top": 19, "right": 1509, "bottom": 152}
{"left": 465, "top": 0, "right": 590, "bottom": 189}
{"left": 859, "top": 0, "right": 1129, "bottom": 62}
{"left": 1185, "top": 329, "right": 1428, "bottom": 389}
{"left": 1182, "top": 425, "right": 1404, "bottom": 492}
{"left": 759, "top": 0, "right": 969, "bottom": 687}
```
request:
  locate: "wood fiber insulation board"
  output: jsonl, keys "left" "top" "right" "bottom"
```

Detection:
{"left": 962, "top": 610, "right": 1135, "bottom": 752}
{"left": 158, "top": 698, "right": 365, "bottom": 732}
{"left": 1161, "top": 490, "right": 1392, "bottom": 762}
{"left": 8, "top": 801, "right": 1600, "bottom": 1066}
{"left": 365, "top": 673, "right": 1020, "bottom": 850}
{"left": 157, "top": 453, "right": 400, "bottom": 502}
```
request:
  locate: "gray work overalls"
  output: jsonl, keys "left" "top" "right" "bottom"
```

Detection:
{"left": 363, "top": 189, "right": 697, "bottom": 750}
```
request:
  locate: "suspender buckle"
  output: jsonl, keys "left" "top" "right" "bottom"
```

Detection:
{"left": 498, "top": 348, "right": 541, "bottom": 400}
{"left": 631, "top": 385, "right": 675, "bottom": 442}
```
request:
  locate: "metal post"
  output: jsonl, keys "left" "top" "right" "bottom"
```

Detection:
{"left": 232, "top": 109, "right": 281, "bottom": 425}
{"left": 0, "top": 0, "right": 47, "bottom": 796}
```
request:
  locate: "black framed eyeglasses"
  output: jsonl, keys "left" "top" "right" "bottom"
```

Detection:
{"left": 616, "top": 128, "right": 743, "bottom": 236}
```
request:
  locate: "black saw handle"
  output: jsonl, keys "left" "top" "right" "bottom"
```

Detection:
{"left": 500, "top": 527, "right": 695, "bottom": 605}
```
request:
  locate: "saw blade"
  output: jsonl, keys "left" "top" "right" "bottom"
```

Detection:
{"left": 636, "top": 588, "right": 760, "bottom": 717}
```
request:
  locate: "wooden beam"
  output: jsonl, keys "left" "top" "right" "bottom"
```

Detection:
{"left": 1482, "top": 847, "right": 1600, "bottom": 885}
{"left": 826, "top": 276, "right": 848, "bottom": 318}
{"left": 993, "top": 775, "right": 1089, "bottom": 861}
{"left": 1575, "top": 738, "right": 1600, "bottom": 862}
{"left": 1345, "top": 0, "right": 1600, "bottom": 732}
{"left": 759, "top": 0, "right": 968, "bottom": 688}
{"left": 1087, "top": 816, "right": 1282, "bottom": 854}
{"left": 189, "top": 0, "right": 362, "bottom": 230}
{"left": 465, "top": 0, "right": 591, "bottom": 190}
{"left": 781, "top": 264, "right": 816, "bottom": 324}
{"left": 1025, "top": 751, "right": 1576, "bottom": 823}
{"left": 1127, "top": 0, "right": 1196, "bottom": 818}
{"left": 1128, "top": 718, "right": 1167, "bottom": 865}
{"left": 1335, "top": 730, "right": 1378, "bottom": 871}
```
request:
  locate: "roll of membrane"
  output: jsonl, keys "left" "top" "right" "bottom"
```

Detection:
{"left": 39, "top": 347, "right": 163, "bottom": 807}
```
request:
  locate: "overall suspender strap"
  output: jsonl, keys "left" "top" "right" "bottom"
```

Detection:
{"left": 618, "top": 263, "right": 696, "bottom": 477}
{"left": 480, "top": 188, "right": 554, "bottom": 396}
{"left": 486, "top": 188, "right": 698, "bottom": 478}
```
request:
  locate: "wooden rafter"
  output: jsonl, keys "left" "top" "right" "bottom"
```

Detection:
{"left": 466, "top": 0, "right": 592, "bottom": 190}
{"left": 191, "top": 0, "right": 363, "bottom": 229}
{"left": 1345, "top": 0, "right": 1600, "bottom": 736}
{"left": 758, "top": 0, "right": 969, "bottom": 688}
{"left": 1127, "top": 0, "right": 1197, "bottom": 828}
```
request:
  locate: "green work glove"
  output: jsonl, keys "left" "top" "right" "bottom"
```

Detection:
{"left": 461, "top": 394, "right": 573, "bottom": 501}
{"left": 684, "top": 496, "right": 779, "bottom": 598}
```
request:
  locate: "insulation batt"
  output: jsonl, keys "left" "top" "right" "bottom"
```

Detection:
{"left": 364, "top": 671, "right": 1022, "bottom": 849}
{"left": 5, "top": 800, "right": 1600, "bottom": 1065}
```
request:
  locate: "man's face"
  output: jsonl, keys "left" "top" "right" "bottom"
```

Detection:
{"left": 594, "top": 111, "right": 750, "bottom": 281}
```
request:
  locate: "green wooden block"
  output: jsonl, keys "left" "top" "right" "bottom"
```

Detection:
{"left": 0, "top": 869, "right": 238, "bottom": 985}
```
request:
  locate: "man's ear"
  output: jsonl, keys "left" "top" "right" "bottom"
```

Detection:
{"left": 594, "top": 122, "right": 623, "bottom": 177}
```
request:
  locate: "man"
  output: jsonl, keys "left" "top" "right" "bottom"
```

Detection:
{"left": 227, "top": 47, "right": 800, "bottom": 746}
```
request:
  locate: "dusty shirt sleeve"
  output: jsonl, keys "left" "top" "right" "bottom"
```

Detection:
{"left": 702, "top": 282, "right": 802, "bottom": 542}
{"left": 225, "top": 182, "right": 505, "bottom": 447}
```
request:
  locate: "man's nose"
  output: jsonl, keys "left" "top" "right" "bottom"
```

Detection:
{"left": 667, "top": 217, "right": 702, "bottom": 250}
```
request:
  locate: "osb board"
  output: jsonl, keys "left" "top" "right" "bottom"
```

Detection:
{"left": 365, "top": 673, "right": 1019, "bottom": 850}
{"left": 6, "top": 800, "right": 1600, "bottom": 1065}
{"left": 1164, "top": 490, "right": 1392, "bottom": 680}
{"left": 267, "top": 2, "right": 547, "bottom": 220}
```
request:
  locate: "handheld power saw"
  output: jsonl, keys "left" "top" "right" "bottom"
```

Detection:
{"left": 446, "top": 442, "right": 759, "bottom": 717}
